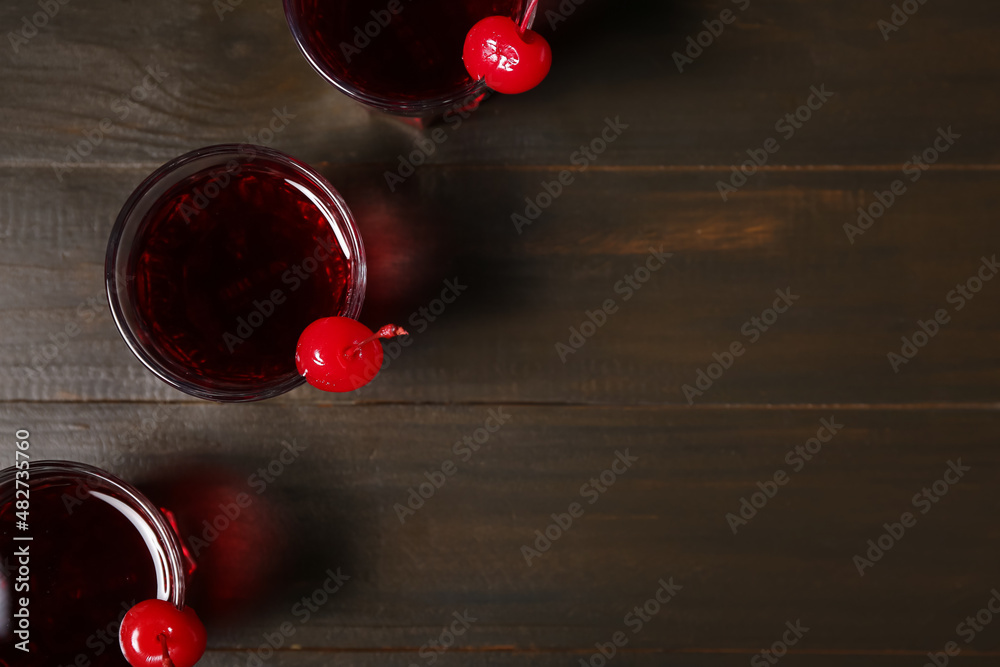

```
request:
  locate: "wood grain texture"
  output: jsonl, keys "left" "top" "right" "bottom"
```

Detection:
{"left": 0, "top": 0, "right": 998, "bottom": 168}
{"left": 2, "top": 166, "right": 999, "bottom": 404}
{"left": 1, "top": 404, "right": 998, "bottom": 654}
{"left": 1, "top": 0, "right": 999, "bottom": 663}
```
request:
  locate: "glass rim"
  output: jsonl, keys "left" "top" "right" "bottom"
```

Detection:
{"left": 0, "top": 459, "right": 187, "bottom": 609}
{"left": 281, "top": 1, "right": 536, "bottom": 116}
{"left": 105, "top": 143, "right": 367, "bottom": 403}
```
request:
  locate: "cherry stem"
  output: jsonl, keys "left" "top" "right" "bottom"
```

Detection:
{"left": 346, "top": 324, "right": 408, "bottom": 359}
{"left": 520, "top": 0, "right": 539, "bottom": 33}
{"left": 158, "top": 633, "right": 175, "bottom": 667}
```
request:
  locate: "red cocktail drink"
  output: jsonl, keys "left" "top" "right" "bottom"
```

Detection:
{"left": 107, "top": 145, "right": 366, "bottom": 401}
{"left": 0, "top": 462, "right": 188, "bottom": 667}
{"left": 284, "top": 0, "right": 531, "bottom": 114}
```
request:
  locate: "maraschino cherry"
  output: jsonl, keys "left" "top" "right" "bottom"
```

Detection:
{"left": 463, "top": 0, "right": 552, "bottom": 94}
{"left": 296, "top": 317, "right": 407, "bottom": 392}
{"left": 119, "top": 599, "right": 206, "bottom": 667}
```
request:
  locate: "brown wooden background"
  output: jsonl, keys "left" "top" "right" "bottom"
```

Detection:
{"left": 2, "top": 0, "right": 1000, "bottom": 664}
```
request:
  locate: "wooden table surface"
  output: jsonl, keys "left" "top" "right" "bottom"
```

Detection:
{"left": 2, "top": 0, "right": 1000, "bottom": 664}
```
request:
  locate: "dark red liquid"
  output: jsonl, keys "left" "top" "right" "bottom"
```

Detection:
{"left": 287, "top": 0, "right": 526, "bottom": 105}
{"left": 127, "top": 155, "right": 353, "bottom": 394}
{"left": 0, "top": 479, "right": 167, "bottom": 666}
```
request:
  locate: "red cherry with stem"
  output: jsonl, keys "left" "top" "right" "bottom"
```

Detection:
{"left": 463, "top": 8, "right": 552, "bottom": 95}
{"left": 119, "top": 599, "right": 206, "bottom": 667}
{"left": 295, "top": 316, "right": 408, "bottom": 392}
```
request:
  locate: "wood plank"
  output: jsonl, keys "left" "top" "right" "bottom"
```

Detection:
{"left": 0, "top": 0, "right": 997, "bottom": 167}
{"left": 1, "top": 403, "right": 998, "bottom": 653}
{"left": 2, "top": 1, "right": 998, "bottom": 665}
{"left": 191, "top": 653, "right": 1000, "bottom": 666}
{"left": 2, "top": 166, "right": 999, "bottom": 404}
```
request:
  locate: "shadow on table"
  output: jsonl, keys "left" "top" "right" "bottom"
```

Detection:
{"left": 139, "top": 460, "right": 360, "bottom": 625}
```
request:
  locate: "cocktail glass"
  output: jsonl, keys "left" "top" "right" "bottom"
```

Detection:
{"left": 283, "top": 0, "right": 537, "bottom": 116}
{"left": 106, "top": 144, "right": 366, "bottom": 402}
{"left": 0, "top": 461, "right": 191, "bottom": 666}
